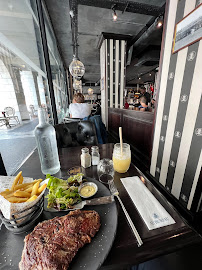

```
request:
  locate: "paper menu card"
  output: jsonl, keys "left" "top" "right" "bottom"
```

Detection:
{"left": 121, "top": 176, "right": 175, "bottom": 230}
{"left": 0, "top": 176, "right": 46, "bottom": 220}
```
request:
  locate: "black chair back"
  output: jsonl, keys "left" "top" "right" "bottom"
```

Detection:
{"left": 54, "top": 121, "right": 98, "bottom": 148}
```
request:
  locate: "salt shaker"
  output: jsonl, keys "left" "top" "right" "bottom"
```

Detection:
{"left": 91, "top": 146, "right": 100, "bottom": 165}
{"left": 81, "top": 148, "right": 91, "bottom": 168}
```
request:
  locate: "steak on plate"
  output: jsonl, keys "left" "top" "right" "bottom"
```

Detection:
{"left": 19, "top": 210, "right": 101, "bottom": 270}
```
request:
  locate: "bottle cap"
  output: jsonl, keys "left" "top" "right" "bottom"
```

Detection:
{"left": 81, "top": 148, "right": 89, "bottom": 154}
{"left": 91, "top": 146, "right": 99, "bottom": 152}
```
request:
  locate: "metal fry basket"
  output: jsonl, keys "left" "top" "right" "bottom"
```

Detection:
{"left": 0, "top": 196, "right": 44, "bottom": 234}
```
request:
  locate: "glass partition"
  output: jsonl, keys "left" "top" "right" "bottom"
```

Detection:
{"left": 42, "top": 2, "right": 68, "bottom": 123}
{"left": 0, "top": 0, "right": 68, "bottom": 175}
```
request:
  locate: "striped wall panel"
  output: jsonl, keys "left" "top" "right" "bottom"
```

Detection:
{"left": 150, "top": 0, "right": 202, "bottom": 212}
{"left": 106, "top": 39, "right": 126, "bottom": 109}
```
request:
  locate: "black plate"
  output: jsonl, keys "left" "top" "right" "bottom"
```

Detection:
{"left": 0, "top": 178, "right": 118, "bottom": 270}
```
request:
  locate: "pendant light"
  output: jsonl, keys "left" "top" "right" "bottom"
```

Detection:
{"left": 69, "top": 56, "right": 85, "bottom": 79}
{"left": 73, "top": 78, "right": 82, "bottom": 91}
{"left": 69, "top": 1, "right": 85, "bottom": 80}
{"left": 88, "top": 87, "right": 94, "bottom": 96}
{"left": 88, "top": 83, "right": 94, "bottom": 104}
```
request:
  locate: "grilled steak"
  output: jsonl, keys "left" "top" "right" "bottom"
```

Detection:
{"left": 19, "top": 210, "right": 100, "bottom": 270}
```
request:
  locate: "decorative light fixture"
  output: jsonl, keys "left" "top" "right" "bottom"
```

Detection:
{"left": 88, "top": 87, "right": 94, "bottom": 96}
{"left": 69, "top": 56, "right": 85, "bottom": 79}
{"left": 149, "top": 73, "right": 152, "bottom": 76}
{"left": 73, "top": 78, "right": 82, "bottom": 91}
{"left": 88, "top": 86, "right": 94, "bottom": 104}
{"left": 69, "top": 2, "right": 85, "bottom": 80}
{"left": 112, "top": 4, "right": 117, "bottom": 21}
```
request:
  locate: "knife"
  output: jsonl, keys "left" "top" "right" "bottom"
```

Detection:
{"left": 45, "top": 195, "right": 114, "bottom": 212}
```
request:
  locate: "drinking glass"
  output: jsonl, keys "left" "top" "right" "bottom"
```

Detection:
{"left": 113, "top": 143, "right": 131, "bottom": 173}
{"left": 97, "top": 158, "right": 114, "bottom": 184}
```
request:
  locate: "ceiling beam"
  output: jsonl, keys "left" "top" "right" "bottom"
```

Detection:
{"left": 127, "top": 3, "right": 165, "bottom": 48}
{"left": 126, "top": 64, "right": 158, "bottom": 83}
{"left": 78, "top": 0, "right": 162, "bottom": 17}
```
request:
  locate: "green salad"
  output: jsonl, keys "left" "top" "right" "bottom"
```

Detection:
{"left": 45, "top": 173, "right": 84, "bottom": 210}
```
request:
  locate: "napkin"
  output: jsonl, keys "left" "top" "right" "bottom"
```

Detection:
{"left": 121, "top": 176, "right": 175, "bottom": 230}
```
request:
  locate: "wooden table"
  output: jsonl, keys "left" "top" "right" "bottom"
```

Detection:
{"left": 13, "top": 144, "right": 201, "bottom": 269}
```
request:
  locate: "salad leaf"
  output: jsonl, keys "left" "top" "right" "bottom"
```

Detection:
{"left": 67, "top": 173, "right": 84, "bottom": 184}
{"left": 45, "top": 174, "right": 82, "bottom": 210}
{"left": 46, "top": 174, "right": 68, "bottom": 190}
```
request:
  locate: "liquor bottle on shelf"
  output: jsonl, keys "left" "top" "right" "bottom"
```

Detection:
{"left": 34, "top": 108, "right": 60, "bottom": 175}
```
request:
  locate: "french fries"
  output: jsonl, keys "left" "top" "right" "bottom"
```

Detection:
{"left": 7, "top": 197, "right": 28, "bottom": 203}
{"left": 13, "top": 179, "right": 42, "bottom": 191}
{"left": 18, "top": 174, "right": 24, "bottom": 185}
{"left": 11, "top": 171, "right": 22, "bottom": 191}
{"left": 38, "top": 183, "right": 47, "bottom": 194}
{"left": 24, "top": 186, "right": 33, "bottom": 193}
{"left": 14, "top": 191, "right": 31, "bottom": 198}
{"left": 26, "top": 195, "right": 38, "bottom": 202}
{"left": 31, "top": 181, "right": 40, "bottom": 197}
{"left": 0, "top": 173, "right": 47, "bottom": 204}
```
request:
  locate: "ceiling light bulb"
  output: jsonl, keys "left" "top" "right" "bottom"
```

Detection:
{"left": 139, "top": 77, "right": 141, "bottom": 80}
{"left": 88, "top": 88, "right": 94, "bottom": 95}
{"left": 69, "top": 10, "right": 74, "bottom": 18}
{"left": 157, "top": 21, "right": 163, "bottom": 28}
{"left": 149, "top": 73, "right": 152, "bottom": 76}
{"left": 113, "top": 11, "right": 117, "bottom": 21}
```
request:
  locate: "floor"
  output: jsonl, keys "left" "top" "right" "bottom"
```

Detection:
{"left": 129, "top": 241, "right": 202, "bottom": 270}
{"left": 0, "top": 118, "right": 38, "bottom": 175}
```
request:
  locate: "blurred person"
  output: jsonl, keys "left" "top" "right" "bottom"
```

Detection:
{"left": 151, "top": 98, "right": 156, "bottom": 109}
{"left": 93, "top": 100, "right": 101, "bottom": 116}
{"left": 69, "top": 93, "right": 91, "bottom": 118}
{"left": 138, "top": 96, "right": 149, "bottom": 111}
{"left": 140, "top": 86, "right": 151, "bottom": 105}
{"left": 124, "top": 98, "right": 129, "bottom": 109}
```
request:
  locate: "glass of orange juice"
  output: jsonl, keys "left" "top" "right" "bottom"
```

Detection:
{"left": 113, "top": 143, "right": 131, "bottom": 173}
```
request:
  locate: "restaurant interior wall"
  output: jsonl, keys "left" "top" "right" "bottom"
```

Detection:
{"left": 150, "top": 0, "right": 202, "bottom": 214}
{"left": 99, "top": 36, "right": 127, "bottom": 127}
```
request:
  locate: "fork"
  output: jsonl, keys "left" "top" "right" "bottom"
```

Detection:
{"left": 108, "top": 180, "right": 143, "bottom": 247}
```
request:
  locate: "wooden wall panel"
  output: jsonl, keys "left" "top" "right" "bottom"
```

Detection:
{"left": 108, "top": 108, "right": 121, "bottom": 135}
{"left": 123, "top": 115, "right": 152, "bottom": 157}
{"left": 108, "top": 108, "right": 154, "bottom": 169}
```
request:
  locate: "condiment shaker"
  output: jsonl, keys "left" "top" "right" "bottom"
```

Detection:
{"left": 81, "top": 148, "right": 91, "bottom": 168}
{"left": 91, "top": 146, "right": 100, "bottom": 165}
